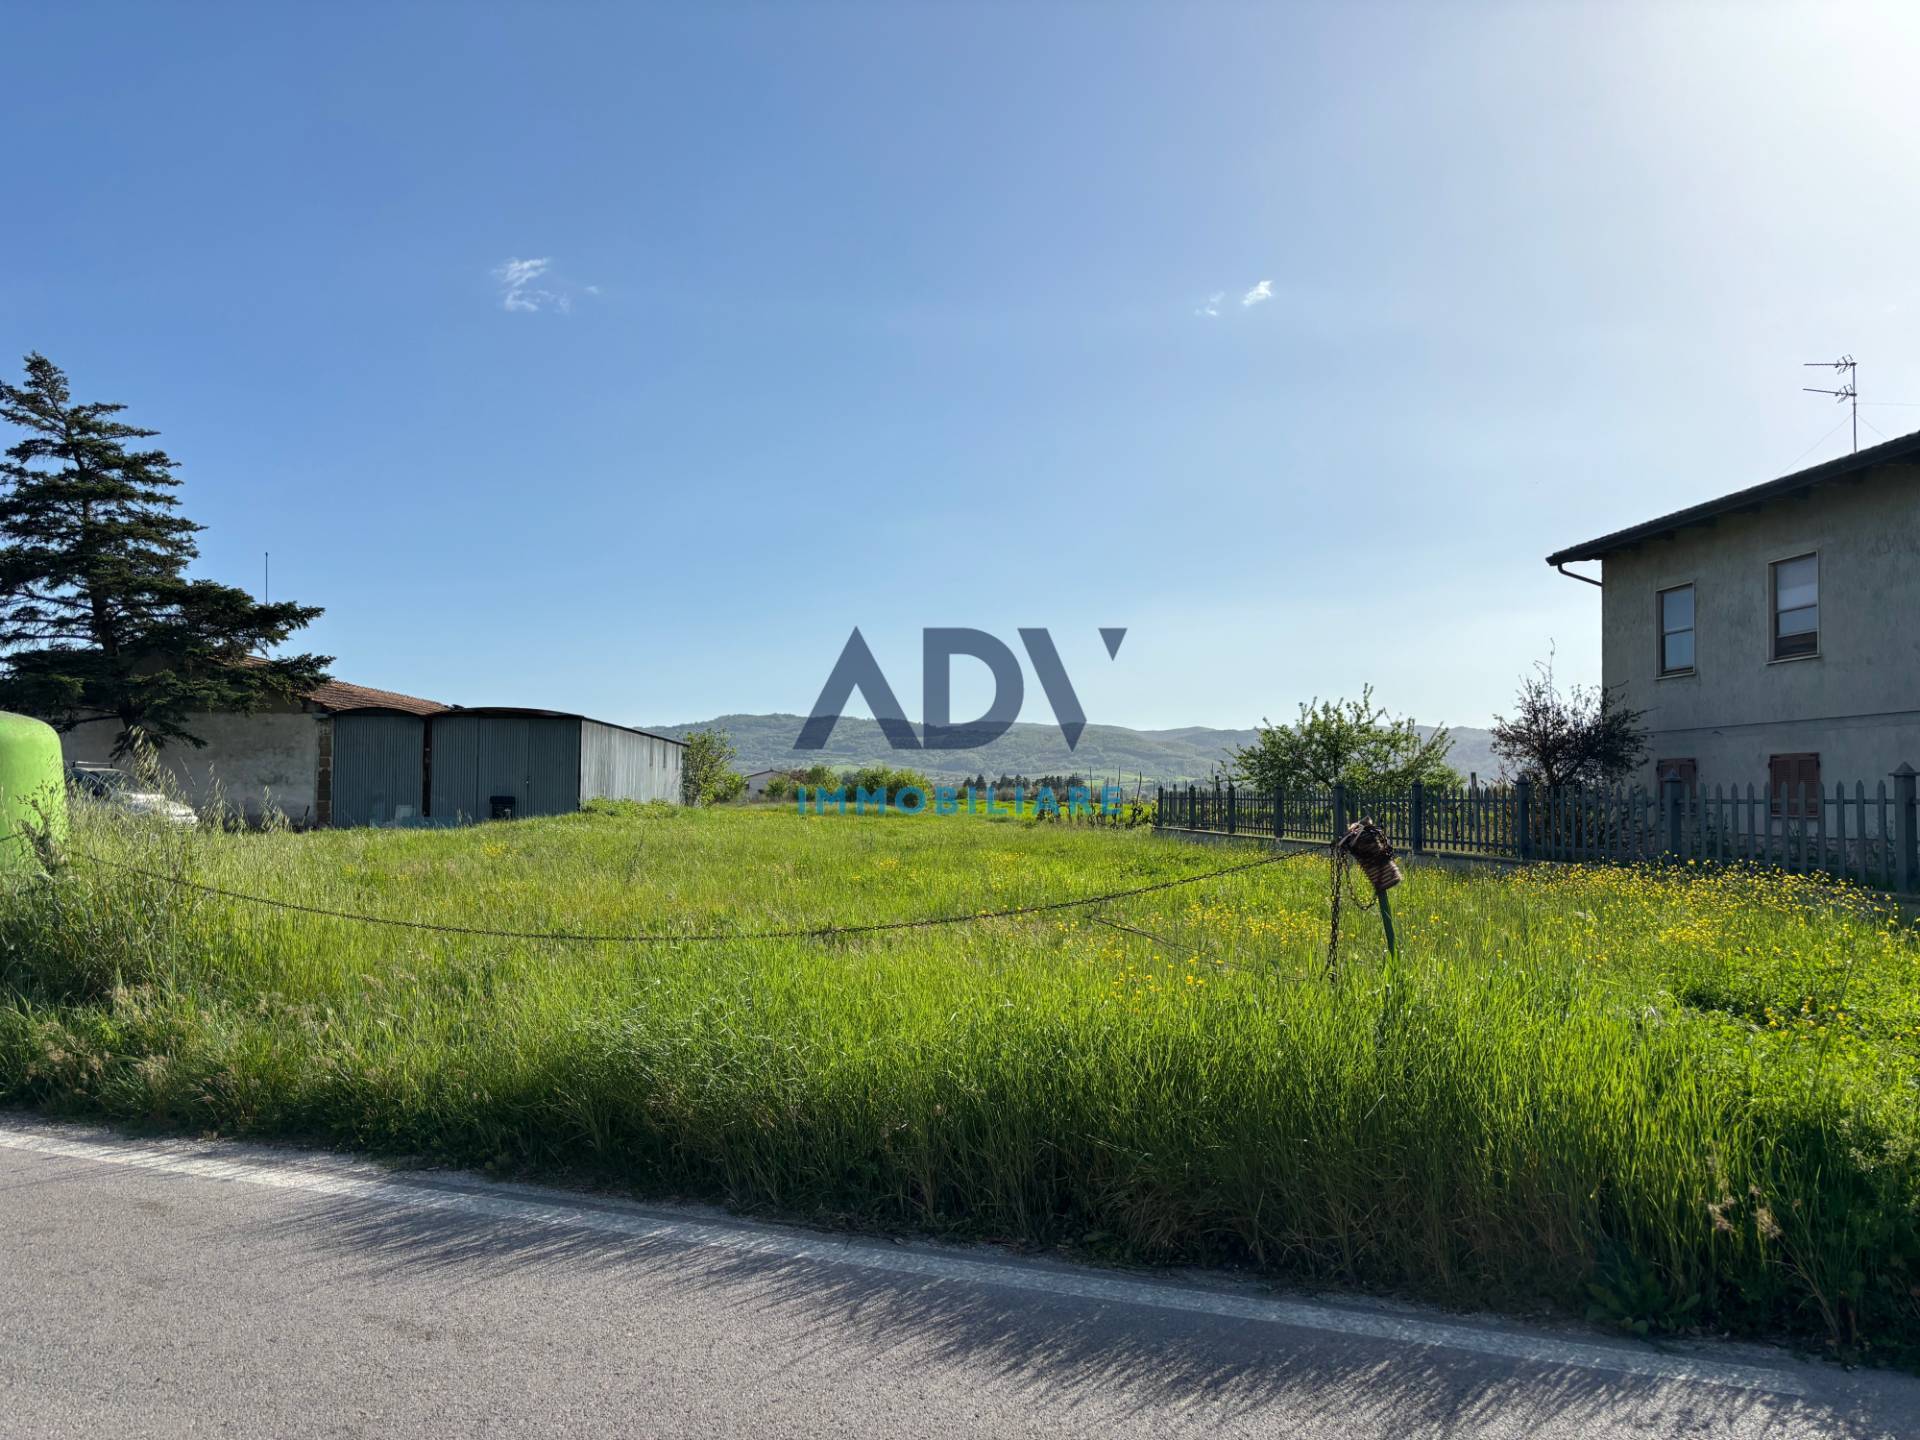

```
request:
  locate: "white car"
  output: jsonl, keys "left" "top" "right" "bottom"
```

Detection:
{"left": 67, "top": 764, "right": 199, "bottom": 826}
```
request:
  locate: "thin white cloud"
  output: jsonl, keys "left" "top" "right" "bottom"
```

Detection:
{"left": 494, "top": 257, "right": 552, "bottom": 312}
{"left": 496, "top": 257, "right": 549, "bottom": 290}
{"left": 492, "top": 256, "right": 596, "bottom": 314}
{"left": 1194, "top": 281, "right": 1274, "bottom": 319}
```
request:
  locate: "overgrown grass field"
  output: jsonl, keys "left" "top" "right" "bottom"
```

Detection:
{"left": 4, "top": 802, "right": 1919, "bottom": 1358}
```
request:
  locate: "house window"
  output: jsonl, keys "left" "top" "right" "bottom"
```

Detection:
{"left": 1658, "top": 584, "right": 1694, "bottom": 674}
{"left": 1768, "top": 752, "right": 1821, "bottom": 816}
{"left": 1771, "top": 553, "right": 1818, "bottom": 659}
{"left": 1656, "top": 758, "right": 1698, "bottom": 793}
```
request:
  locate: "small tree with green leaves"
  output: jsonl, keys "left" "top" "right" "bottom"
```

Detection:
{"left": 0, "top": 353, "right": 329, "bottom": 755}
{"left": 680, "top": 727, "right": 746, "bottom": 805}
{"left": 1230, "top": 685, "right": 1460, "bottom": 795}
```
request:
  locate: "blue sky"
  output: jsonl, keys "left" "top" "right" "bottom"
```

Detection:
{"left": 5, "top": 3, "right": 1918, "bottom": 735}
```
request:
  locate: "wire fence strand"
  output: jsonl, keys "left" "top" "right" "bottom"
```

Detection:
{"left": 68, "top": 845, "right": 1293, "bottom": 946}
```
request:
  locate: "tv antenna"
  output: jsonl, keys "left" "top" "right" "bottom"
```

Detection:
{"left": 1802, "top": 355, "right": 1857, "bottom": 453}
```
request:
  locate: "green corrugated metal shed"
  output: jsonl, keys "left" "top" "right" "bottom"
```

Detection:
{"left": 329, "top": 706, "right": 684, "bottom": 827}
{"left": 330, "top": 711, "right": 430, "bottom": 826}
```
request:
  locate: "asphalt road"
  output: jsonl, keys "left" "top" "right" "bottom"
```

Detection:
{"left": 2, "top": 1117, "right": 1916, "bottom": 1439}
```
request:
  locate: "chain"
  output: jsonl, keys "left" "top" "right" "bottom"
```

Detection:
{"left": 1326, "top": 826, "right": 1383, "bottom": 980}
{"left": 68, "top": 845, "right": 1291, "bottom": 947}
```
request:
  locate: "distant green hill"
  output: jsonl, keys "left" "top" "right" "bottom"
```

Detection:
{"left": 646, "top": 713, "right": 1502, "bottom": 786}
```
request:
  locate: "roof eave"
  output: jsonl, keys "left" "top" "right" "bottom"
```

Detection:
{"left": 1544, "top": 427, "right": 1920, "bottom": 568}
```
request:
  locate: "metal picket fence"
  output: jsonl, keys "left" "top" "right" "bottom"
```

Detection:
{"left": 1155, "top": 765, "right": 1920, "bottom": 894}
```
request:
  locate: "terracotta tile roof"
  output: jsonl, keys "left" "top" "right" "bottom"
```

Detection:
{"left": 236, "top": 656, "right": 449, "bottom": 715}
{"left": 303, "top": 678, "right": 449, "bottom": 716}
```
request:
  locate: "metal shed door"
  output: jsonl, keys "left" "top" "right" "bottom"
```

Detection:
{"left": 330, "top": 715, "right": 425, "bottom": 827}
{"left": 475, "top": 718, "right": 534, "bottom": 819}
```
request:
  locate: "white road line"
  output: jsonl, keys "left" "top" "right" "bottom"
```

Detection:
{"left": 0, "top": 1122, "right": 1808, "bottom": 1397}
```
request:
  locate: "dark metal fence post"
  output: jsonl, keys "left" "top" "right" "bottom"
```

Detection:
{"left": 1332, "top": 782, "right": 1347, "bottom": 840}
{"left": 1272, "top": 785, "right": 1284, "bottom": 841}
{"left": 1187, "top": 784, "right": 1196, "bottom": 830}
{"left": 1226, "top": 783, "right": 1237, "bottom": 835}
{"left": 1515, "top": 778, "right": 1533, "bottom": 861}
{"left": 1409, "top": 780, "right": 1426, "bottom": 855}
{"left": 1893, "top": 763, "right": 1919, "bottom": 894}
{"left": 1155, "top": 785, "right": 1163, "bottom": 828}
{"left": 1664, "top": 769, "right": 1684, "bottom": 858}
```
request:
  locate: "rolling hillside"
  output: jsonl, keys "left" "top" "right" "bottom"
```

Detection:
{"left": 646, "top": 713, "right": 1502, "bottom": 786}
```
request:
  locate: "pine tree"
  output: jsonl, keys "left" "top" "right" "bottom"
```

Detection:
{"left": 0, "top": 353, "right": 330, "bottom": 754}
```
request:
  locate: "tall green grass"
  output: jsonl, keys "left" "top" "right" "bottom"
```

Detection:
{"left": 3, "top": 802, "right": 1918, "bottom": 1357}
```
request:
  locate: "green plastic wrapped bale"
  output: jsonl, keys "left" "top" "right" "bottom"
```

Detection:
{"left": 0, "top": 710, "right": 68, "bottom": 869}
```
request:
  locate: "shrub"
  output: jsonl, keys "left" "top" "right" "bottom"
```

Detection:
{"left": 680, "top": 728, "right": 747, "bottom": 805}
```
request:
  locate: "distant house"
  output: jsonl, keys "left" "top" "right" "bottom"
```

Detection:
{"left": 57, "top": 676, "right": 686, "bottom": 827}
{"left": 1547, "top": 429, "right": 1920, "bottom": 796}
{"left": 742, "top": 769, "right": 784, "bottom": 799}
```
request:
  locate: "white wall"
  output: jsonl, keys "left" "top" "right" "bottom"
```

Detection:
{"left": 61, "top": 709, "right": 322, "bottom": 824}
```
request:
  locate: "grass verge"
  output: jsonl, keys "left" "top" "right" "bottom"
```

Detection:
{"left": 3, "top": 802, "right": 1919, "bottom": 1359}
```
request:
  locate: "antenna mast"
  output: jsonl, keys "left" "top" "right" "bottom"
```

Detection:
{"left": 1802, "top": 355, "right": 1857, "bottom": 453}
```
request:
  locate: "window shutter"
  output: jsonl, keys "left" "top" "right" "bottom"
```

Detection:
{"left": 1768, "top": 753, "right": 1820, "bottom": 817}
{"left": 1797, "top": 753, "right": 1821, "bottom": 811}
{"left": 1656, "top": 758, "right": 1698, "bottom": 793}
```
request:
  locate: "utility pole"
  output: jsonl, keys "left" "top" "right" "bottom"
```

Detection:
{"left": 1803, "top": 355, "right": 1858, "bottom": 453}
